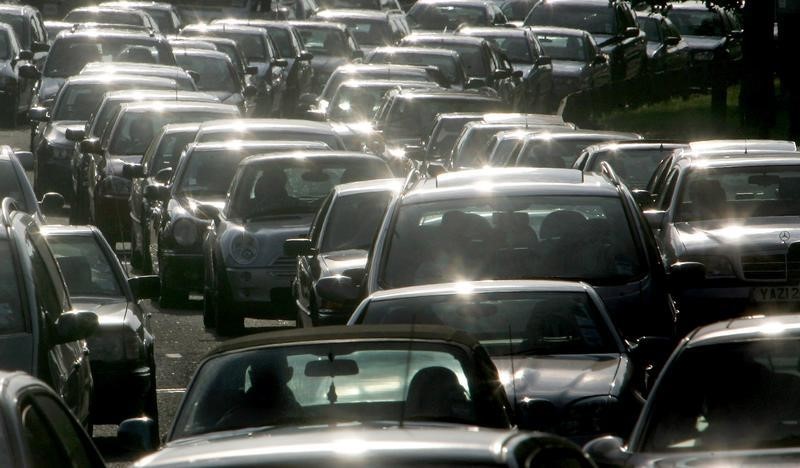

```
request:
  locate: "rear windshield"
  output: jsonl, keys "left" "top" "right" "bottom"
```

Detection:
{"left": 110, "top": 109, "right": 238, "bottom": 155}
{"left": 666, "top": 9, "right": 725, "bottom": 37}
{"left": 44, "top": 37, "right": 176, "bottom": 77}
{"left": 0, "top": 240, "right": 24, "bottom": 334}
{"left": 175, "top": 55, "right": 237, "bottom": 93}
{"left": 535, "top": 33, "right": 587, "bottom": 62}
{"left": 586, "top": 148, "right": 671, "bottom": 191}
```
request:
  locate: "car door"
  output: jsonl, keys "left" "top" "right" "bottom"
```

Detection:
{"left": 296, "top": 193, "right": 333, "bottom": 318}
{"left": 615, "top": 3, "right": 646, "bottom": 82}
{"left": 26, "top": 231, "right": 91, "bottom": 425}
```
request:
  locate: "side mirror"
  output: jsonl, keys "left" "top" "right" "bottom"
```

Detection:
{"left": 197, "top": 203, "right": 220, "bottom": 221}
{"left": 117, "top": 417, "right": 158, "bottom": 452}
{"left": 403, "top": 144, "right": 426, "bottom": 161}
{"left": 245, "top": 65, "right": 259, "bottom": 75}
{"left": 272, "top": 58, "right": 289, "bottom": 67}
{"left": 284, "top": 238, "right": 314, "bottom": 256}
{"left": 17, "top": 50, "right": 34, "bottom": 61}
{"left": 592, "top": 54, "right": 607, "bottom": 65}
{"left": 535, "top": 55, "right": 551, "bottom": 66}
{"left": 13, "top": 151, "right": 34, "bottom": 171}
{"left": 187, "top": 70, "right": 200, "bottom": 84}
{"left": 492, "top": 69, "right": 511, "bottom": 79}
{"left": 128, "top": 275, "right": 161, "bottom": 301}
{"left": 729, "top": 29, "right": 743, "bottom": 40}
{"left": 298, "top": 51, "right": 313, "bottom": 61}
{"left": 31, "top": 41, "right": 50, "bottom": 53}
{"left": 18, "top": 64, "right": 40, "bottom": 79}
{"left": 511, "top": 69, "right": 524, "bottom": 79}
{"left": 79, "top": 138, "right": 102, "bottom": 155}
{"left": 65, "top": 128, "right": 85, "bottom": 142}
{"left": 40, "top": 192, "right": 64, "bottom": 215}
{"left": 315, "top": 274, "right": 361, "bottom": 302}
{"left": 54, "top": 310, "right": 98, "bottom": 344}
{"left": 664, "top": 36, "right": 681, "bottom": 47}
{"left": 351, "top": 49, "right": 364, "bottom": 60}
{"left": 623, "top": 26, "right": 639, "bottom": 38}
{"left": 669, "top": 261, "right": 705, "bottom": 291}
{"left": 122, "top": 163, "right": 144, "bottom": 179}
{"left": 465, "top": 77, "right": 486, "bottom": 89}
{"left": 144, "top": 184, "right": 170, "bottom": 201}
{"left": 642, "top": 209, "right": 666, "bottom": 230}
{"left": 28, "top": 106, "right": 49, "bottom": 122}
{"left": 298, "top": 92, "right": 318, "bottom": 110}
{"left": 631, "top": 189, "right": 652, "bottom": 208}
{"left": 154, "top": 167, "right": 173, "bottom": 184}
{"left": 583, "top": 435, "right": 629, "bottom": 466}
{"left": 243, "top": 84, "right": 258, "bottom": 98}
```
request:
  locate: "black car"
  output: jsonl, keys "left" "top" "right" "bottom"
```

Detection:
{"left": 366, "top": 46, "right": 472, "bottom": 90}
{"left": 0, "top": 197, "right": 98, "bottom": 429}
{"left": 636, "top": 11, "right": 691, "bottom": 100}
{"left": 312, "top": 9, "right": 411, "bottom": 54}
{"left": 291, "top": 20, "right": 364, "bottom": 92}
{"left": 33, "top": 27, "right": 177, "bottom": 111}
{"left": 0, "top": 3, "right": 50, "bottom": 67}
{"left": 43, "top": 225, "right": 161, "bottom": 428}
{"left": 173, "top": 48, "right": 258, "bottom": 115}
{"left": 0, "top": 22, "right": 40, "bottom": 127}
{"left": 140, "top": 140, "right": 331, "bottom": 308}
{"left": 525, "top": 0, "right": 647, "bottom": 103}
{"left": 78, "top": 100, "right": 240, "bottom": 248}
{"left": 458, "top": 26, "right": 555, "bottom": 112}
{"left": 406, "top": 0, "right": 508, "bottom": 32}
{"left": 99, "top": 1, "right": 183, "bottom": 35}
{"left": 286, "top": 177, "right": 401, "bottom": 326}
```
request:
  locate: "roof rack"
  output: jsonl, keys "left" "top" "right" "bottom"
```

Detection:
{"left": 598, "top": 161, "right": 621, "bottom": 187}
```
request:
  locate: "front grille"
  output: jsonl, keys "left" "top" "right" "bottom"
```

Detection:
{"left": 270, "top": 256, "right": 296, "bottom": 277}
{"left": 788, "top": 243, "right": 800, "bottom": 281}
{"left": 742, "top": 253, "right": 786, "bottom": 280}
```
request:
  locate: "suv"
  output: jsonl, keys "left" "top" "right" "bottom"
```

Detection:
{"left": 339, "top": 168, "right": 687, "bottom": 339}
{"left": 0, "top": 197, "right": 98, "bottom": 429}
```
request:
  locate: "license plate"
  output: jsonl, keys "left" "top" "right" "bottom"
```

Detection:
{"left": 752, "top": 286, "right": 800, "bottom": 302}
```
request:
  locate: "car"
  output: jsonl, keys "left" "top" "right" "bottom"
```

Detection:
{"left": 99, "top": 1, "right": 184, "bottom": 35}
{"left": 525, "top": 0, "right": 647, "bottom": 103}
{"left": 131, "top": 324, "right": 513, "bottom": 448}
{"left": 0, "top": 371, "right": 106, "bottom": 467}
{"left": 291, "top": 21, "right": 364, "bottom": 92}
{"left": 0, "top": 3, "right": 50, "bottom": 67}
{"left": 312, "top": 9, "right": 410, "bottom": 54}
{"left": 584, "top": 315, "right": 800, "bottom": 466}
{"left": 210, "top": 19, "right": 315, "bottom": 116}
{"left": 424, "top": 112, "right": 486, "bottom": 162}
{"left": 33, "top": 27, "right": 177, "bottom": 110}
{"left": 193, "top": 118, "right": 348, "bottom": 150}
{"left": 530, "top": 27, "right": 612, "bottom": 106}
{"left": 174, "top": 35, "right": 256, "bottom": 86}
{"left": 286, "top": 178, "right": 401, "bottom": 326}
{"left": 173, "top": 48, "right": 258, "bottom": 115}
{"left": 78, "top": 61, "right": 199, "bottom": 91}
{"left": 42, "top": 225, "right": 161, "bottom": 429}
{"left": 44, "top": 20, "right": 71, "bottom": 44}
{"left": 63, "top": 6, "right": 159, "bottom": 32}
{"left": 642, "top": 154, "right": 800, "bottom": 331}
{"left": 133, "top": 425, "right": 595, "bottom": 467}
{"left": 0, "top": 197, "right": 99, "bottom": 429}
{"left": 458, "top": 26, "right": 555, "bottom": 112}
{"left": 140, "top": 140, "right": 332, "bottom": 308}
{"left": 312, "top": 79, "right": 441, "bottom": 123}
{"left": 406, "top": 0, "right": 509, "bottom": 32}
{"left": 349, "top": 280, "right": 658, "bottom": 440}
{"left": 201, "top": 151, "right": 392, "bottom": 334}
{"left": 318, "top": 0, "right": 403, "bottom": 10}
{"left": 366, "top": 46, "right": 472, "bottom": 90}
{"left": 573, "top": 141, "right": 688, "bottom": 192}
{"left": 77, "top": 100, "right": 241, "bottom": 248}
{"left": 497, "top": 129, "right": 643, "bottom": 169}
{"left": 354, "top": 167, "right": 685, "bottom": 339}
{"left": 167, "top": 36, "right": 217, "bottom": 51}
{"left": 0, "top": 145, "right": 62, "bottom": 221}
{"left": 29, "top": 74, "right": 180, "bottom": 202}
{"left": 636, "top": 11, "right": 691, "bottom": 101}
{"left": 180, "top": 23, "right": 288, "bottom": 116}
{"left": 0, "top": 22, "right": 41, "bottom": 127}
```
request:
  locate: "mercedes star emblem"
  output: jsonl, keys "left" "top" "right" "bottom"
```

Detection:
{"left": 780, "top": 231, "right": 791, "bottom": 242}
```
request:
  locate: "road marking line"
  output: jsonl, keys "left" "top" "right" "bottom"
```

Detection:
{"left": 157, "top": 388, "right": 186, "bottom": 394}
{"left": 165, "top": 353, "right": 183, "bottom": 359}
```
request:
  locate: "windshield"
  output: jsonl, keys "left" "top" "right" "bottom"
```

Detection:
{"left": 329, "top": 85, "right": 393, "bottom": 121}
{"left": 172, "top": 341, "right": 479, "bottom": 439}
{"left": 586, "top": 148, "right": 670, "bottom": 191}
{"left": 666, "top": 9, "right": 725, "bottom": 37}
{"left": 675, "top": 166, "right": 800, "bottom": 222}
{"left": 526, "top": 4, "right": 616, "bottom": 35}
{"left": 427, "top": 118, "right": 479, "bottom": 157}
{"left": 499, "top": 0, "right": 536, "bottom": 22}
{"left": 197, "top": 129, "right": 345, "bottom": 150}
{"left": 535, "top": 33, "right": 587, "bottom": 62}
{"left": 340, "top": 19, "right": 390, "bottom": 47}
{"left": 228, "top": 158, "right": 390, "bottom": 220}
{"left": 321, "top": 191, "right": 393, "bottom": 252}
{"left": 486, "top": 36, "right": 532, "bottom": 64}
{"left": 360, "top": 291, "right": 617, "bottom": 356}
{"left": 384, "top": 98, "right": 502, "bottom": 140}
{"left": 63, "top": 10, "right": 145, "bottom": 26}
{"left": 175, "top": 150, "right": 252, "bottom": 199}
{"left": 296, "top": 26, "right": 350, "bottom": 57}
{"left": 109, "top": 109, "right": 236, "bottom": 155}
{"left": 176, "top": 55, "right": 237, "bottom": 93}
{"left": 381, "top": 195, "right": 643, "bottom": 288}
{"left": 268, "top": 28, "right": 293, "bottom": 57}
{"left": 0, "top": 14, "right": 25, "bottom": 48}
{"left": 0, "top": 240, "right": 23, "bottom": 334}
{"left": 145, "top": 130, "right": 196, "bottom": 176}
{"left": 640, "top": 339, "right": 800, "bottom": 452}
{"left": 489, "top": 137, "right": 523, "bottom": 166}
{"left": 369, "top": 51, "right": 462, "bottom": 86}
{"left": 213, "top": 42, "right": 244, "bottom": 72}
{"left": 44, "top": 37, "right": 175, "bottom": 77}
{"left": 48, "top": 235, "right": 123, "bottom": 297}
{"left": 516, "top": 137, "right": 620, "bottom": 169}
{"left": 407, "top": 3, "right": 489, "bottom": 30}
{"left": 144, "top": 8, "right": 175, "bottom": 34}
{"left": 416, "top": 42, "right": 487, "bottom": 77}
{"left": 222, "top": 32, "right": 267, "bottom": 60}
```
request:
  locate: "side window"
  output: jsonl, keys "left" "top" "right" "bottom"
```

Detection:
{"left": 21, "top": 401, "right": 65, "bottom": 468}
{"left": 28, "top": 393, "right": 98, "bottom": 467}
{"left": 310, "top": 193, "right": 334, "bottom": 247}
{"left": 27, "top": 236, "right": 65, "bottom": 322}
{"left": 658, "top": 169, "right": 679, "bottom": 211}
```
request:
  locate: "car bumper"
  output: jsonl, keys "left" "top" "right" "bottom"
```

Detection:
{"left": 679, "top": 284, "right": 800, "bottom": 323}
{"left": 91, "top": 363, "right": 152, "bottom": 423}
{"left": 226, "top": 266, "right": 294, "bottom": 312}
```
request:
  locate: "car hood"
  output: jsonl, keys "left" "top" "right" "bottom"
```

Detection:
{"left": 493, "top": 354, "right": 623, "bottom": 405}
{"left": 39, "top": 76, "right": 66, "bottom": 102}
{"left": 175, "top": 196, "right": 226, "bottom": 218}
{"left": 319, "top": 249, "right": 368, "bottom": 277}
{"left": 72, "top": 298, "right": 130, "bottom": 325}
{"left": 673, "top": 218, "right": 800, "bottom": 255}
{"left": 683, "top": 36, "right": 726, "bottom": 51}
{"left": 221, "top": 213, "right": 315, "bottom": 267}
{"left": 551, "top": 60, "right": 586, "bottom": 77}
{"left": 43, "top": 121, "right": 84, "bottom": 147}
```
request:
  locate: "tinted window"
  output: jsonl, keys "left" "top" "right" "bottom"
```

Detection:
{"left": 175, "top": 55, "right": 238, "bottom": 93}
{"left": 0, "top": 161, "right": 24, "bottom": 207}
{"left": 526, "top": 3, "right": 616, "bottom": 35}
{"left": 407, "top": 3, "right": 489, "bottom": 30}
{"left": 110, "top": 109, "right": 237, "bottom": 155}
{"left": 31, "top": 394, "right": 97, "bottom": 467}
{"left": 27, "top": 235, "right": 66, "bottom": 321}
{"left": 44, "top": 37, "right": 175, "bottom": 77}
{"left": 321, "top": 191, "right": 392, "bottom": 252}
{"left": 296, "top": 26, "right": 350, "bottom": 57}
{"left": 534, "top": 33, "right": 587, "bottom": 62}
{"left": 48, "top": 235, "right": 123, "bottom": 297}
{"left": 484, "top": 35, "right": 532, "bottom": 64}
{"left": 516, "top": 137, "right": 629, "bottom": 169}
{"left": 586, "top": 148, "right": 671, "bottom": 191}
{"left": 0, "top": 30, "right": 11, "bottom": 60}
{"left": 338, "top": 19, "right": 391, "bottom": 47}
{"left": 384, "top": 98, "right": 503, "bottom": 139}
{"left": 146, "top": 130, "right": 197, "bottom": 175}
{"left": 0, "top": 240, "right": 24, "bottom": 334}
{"left": 268, "top": 28, "right": 294, "bottom": 57}
{"left": 0, "top": 14, "right": 26, "bottom": 48}
{"left": 368, "top": 51, "right": 462, "bottom": 86}
{"left": 666, "top": 9, "right": 725, "bottom": 37}
{"left": 414, "top": 41, "right": 487, "bottom": 77}
{"left": 22, "top": 402, "right": 66, "bottom": 468}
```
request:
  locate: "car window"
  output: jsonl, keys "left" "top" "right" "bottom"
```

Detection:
{"left": 0, "top": 239, "right": 24, "bottom": 334}
{"left": 309, "top": 192, "right": 333, "bottom": 247}
{"left": 175, "top": 55, "right": 238, "bottom": 93}
{"left": 527, "top": 3, "right": 616, "bottom": 35}
{"left": 486, "top": 35, "right": 533, "bottom": 64}
{"left": 0, "top": 13, "right": 26, "bottom": 49}
{"left": 27, "top": 234, "right": 68, "bottom": 321}
{"left": 657, "top": 168, "right": 679, "bottom": 210}
{"left": 268, "top": 27, "right": 294, "bottom": 57}
{"left": 22, "top": 401, "right": 67, "bottom": 468}
{"left": 516, "top": 137, "right": 632, "bottom": 169}
{"left": 0, "top": 160, "right": 25, "bottom": 209}
{"left": 321, "top": 191, "right": 392, "bottom": 252}
{"left": 146, "top": 130, "right": 197, "bottom": 176}
{"left": 296, "top": 26, "right": 350, "bottom": 57}
{"left": 0, "top": 29, "right": 11, "bottom": 60}
{"left": 47, "top": 235, "right": 123, "bottom": 298}
{"left": 30, "top": 394, "right": 98, "bottom": 467}
{"left": 535, "top": 33, "right": 588, "bottom": 62}
{"left": 587, "top": 148, "right": 672, "bottom": 191}
{"left": 666, "top": 9, "right": 725, "bottom": 37}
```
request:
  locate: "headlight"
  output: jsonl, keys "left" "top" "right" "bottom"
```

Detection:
{"left": 87, "top": 327, "right": 143, "bottom": 363}
{"left": 172, "top": 218, "right": 199, "bottom": 247}
{"left": 693, "top": 50, "right": 715, "bottom": 61}
{"left": 230, "top": 231, "right": 258, "bottom": 265}
{"left": 559, "top": 396, "right": 620, "bottom": 436}
{"left": 99, "top": 175, "right": 131, "bottom": 197}
{"left": 683, "top": 255, "right": 735, "bottom": 278}
{"left": 49, "top": 144, "right": 73, "bottom": 160}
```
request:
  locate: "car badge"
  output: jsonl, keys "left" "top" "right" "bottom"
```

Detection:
{"left": 780, "top": 231, "right": 791, "bottom": 242}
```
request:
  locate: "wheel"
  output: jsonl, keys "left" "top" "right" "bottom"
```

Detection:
{"left": 214, "top": 272, "right": 243, "bottom": 336}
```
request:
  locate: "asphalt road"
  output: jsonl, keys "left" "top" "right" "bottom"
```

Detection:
{"left": 0, "top": 126, "right": 296, "bottom": 466}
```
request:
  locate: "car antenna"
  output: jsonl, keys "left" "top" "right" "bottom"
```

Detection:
{"left": 398, "top": 315, "right": 416, "bottom": 428}
{"left": 507, "top": 323, "right": 518, "bottom": 418}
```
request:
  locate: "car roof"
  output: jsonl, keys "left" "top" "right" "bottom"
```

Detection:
{"left": 687, "top": 315, "right": 800, "bottom": 348}
{"left": 159, "top": 122, "right": 202, "bottom": 134}
{"left": 209, "top": 324, "right": 479, "bottom": 357}
{"left": 669, "top": 0, "right": 721, "bottom": 11}
{"left": 0, "top": 4, "right": 31, "bottom": 14}
{"left": 584, "top": 141, "right": 688, "bottom": 154}
{"left": 529, "top": 26, "right": 591, "bottom": 37}
{"left": 290, "top": 20, "right": 348, "bottom": 31}
{"left": 334, "top": 63, "right": 431, "bottom": 74}
{"left": 240, "top": 150, "right": 385, "bottom": 166}
{"left": 522, "top": 129, "right": 642, "bottom": 141}
{"left": 212, "top": 18, "right": 293, "bottom": 29}
{"left": 189, "top": 140, "right": 330, "bottom": 153}
{"left": 372, "top": 46, "right": 460, "bottom": 58}
{"left": 536, "top": 0, "right": 616, "bottom": 7}
{"left": 386, "top": 88, "right": 500, "bottom": 102}
{"left": 172, "top": 48, "right": 229, "bottom": 60}
{"left": 118, "top": 100, "right": 238, "bottom": 113}
{"left": 686, "top": 156, "right": 800, "bottom": 170}
{"left": 459, "top": 27, "right": 529, "bottom": 37}
{"left": 99, "top": 1, "right": 174, "bottom": 8}
{"left": 481, "top": 112, "right": 569, "bottom": 126}
{"left": 315, "top": 9, "right": 391, "bottom": 19}
{"left": 64, "top": 74, "right": 176, "bottom": 87}
{"left": 40, "top": 225, "right": 99, "bottom": 236}
{"left": 82, "top": 62, "right": 188, "bottom": 73}
{"left": 56, "top": 27, "right": 165, "bottom": 40}
{"left": 404, "top": 33, "right": 487, "bottom": 46}
{"left": 197, "top": 118, "right": 337, "bottom": 134}
{"left": 688, "top": 139, "right": 797, "bottom": 153}
{"left": 101, "top": 90, "right": 217, "bottom": 102}
{"left": 413, "top": 0, "right": 492, "bottom": 6}
{"left": 334, "top": 177, "right": 404, "bottom": 196}
{"left": 337, "top": 79, "right": 440, "bottom": 89}
{"left": 182, "top": 24, "right": 265, "bottom": 35}
{"left": 428, "top": 167, "right": 585, "bottom": 188}
{"left": 366, "top": 280, "right": 593, "bottom": 302}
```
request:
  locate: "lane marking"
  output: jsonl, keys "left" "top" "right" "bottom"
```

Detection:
{"left": 165, "top": 353, "right": 182, "bottom": 359}
{"left": 157, "top": 388, "right": 186, "bottom": 394}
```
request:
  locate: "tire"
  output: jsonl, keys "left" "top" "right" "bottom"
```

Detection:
{"left": 215, "top": 272, "right": 243, "bottom": 336}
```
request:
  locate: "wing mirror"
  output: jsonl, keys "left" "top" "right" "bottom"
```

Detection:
{"left": 54, "top": 310, "right": 98, "bottom": 344}
{"left": 243, "top": 84, "right": 258, "bottom": 98}
{"left": 403, "top": 144, "right": 426, "bottom": 162}
{"left": 583, "top": 435, "right": 629, "bottom": 466}
{"left": 128, "top": 275, "right": 161, "bottom": 301}
{"left": 245, "top": 65, "right": 259, "bottom": 75}
{"left": 669, "top": 261, "right": 706, "bottom": 291}
{"left": 13, "top": 150, "right": 33, "bottom": 171}
{"left": 17, "top": 50, "right": 33, "bottom": 61}
{"left": 40, "top": 192, "right": 64, "bottom": 215}
{"left": 351, "top": 49, "right": 364, "bottom": 60}
{"left": 122, "top": 163, "right": 144, "bottom": 179}
{"left": 79, "top": 138, "right": 102, "bottom": 155}
{"left": 623, "top": 26, "right": 639, "bottom": 38}
{"left": 535, "top": 55, "right": 551, "bottom": 66}
{"left": 642, "top": 209, "right": 666, "bottom": 230}
{"left": 65, "top": 128, "right": 85, "bottom": 142}
{"left": 465, "top": 77, "right": 487, "bottom": 89}
{"left": 31, "top": 41, "right": 50, "bottom": 53}
{"left": 298, "top": 51, "right": 313, "bottom": 61}
{"left": 28, "top": 106, "right": 49, "bottom": 122}
{"left": 298, "top": 92, "right": 318, "bottom": 110}
{"left": 18, "top": 63, "right": 40, "bottom": 79}
{"left": 117, "top": 417, "right": 158, "bottom": 452}
{"left": 631, "top": 189, "right": 653, "bottom": 208}
{"left": 591, "top": 54, "right": 608, "bottom": 65}
{"left": 272, "top": 58, "right": 289, "bottom": 67}
{"left": 729, "top": 29, "right": 743, "bottom": 40}
{"left": 144, "top": 184, "right": 170, "bottom": 201}
{"left": 197, "top": 203, "right": 220, "bottom": 221}
{"left": 664, "top": 36, "right": 681, "bottom": 47}
{"left": 154, "top": 167, "right": 173, "bottom": 184}
{"left": 315, "top": 274, "right": 361, "bottom": 302}
{"left": 284, "top": 238, "right": 315, "bottom": 256}
{"left": 492, "top": 69, "right": 511, "bottom": 79}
